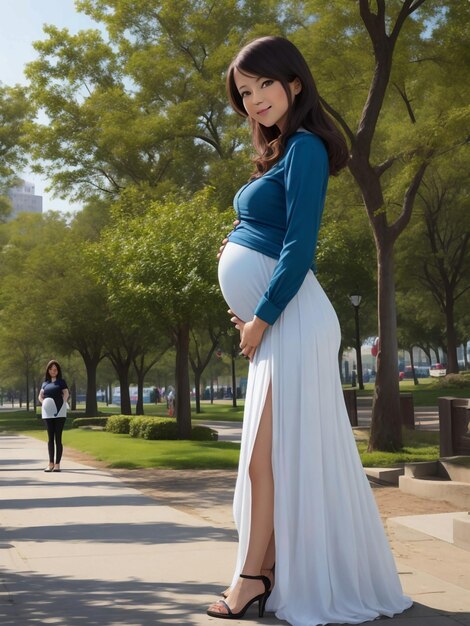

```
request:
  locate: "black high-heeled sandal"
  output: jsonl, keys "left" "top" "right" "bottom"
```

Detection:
{"left": 221, "top": 563, "right": 275, "bottom": 599}
{"left": 207, "top": 573, "right": 271, "bottom": 620}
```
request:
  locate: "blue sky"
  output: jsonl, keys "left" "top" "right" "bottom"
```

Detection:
{"left": 0, "top": 0, "right": 99, "bottom": 213}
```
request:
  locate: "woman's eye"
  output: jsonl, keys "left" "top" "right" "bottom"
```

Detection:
{"left": 240, "top": 90, "right": 250, "bottom": 98}
{"left": 261, "top": 80, "right": 274, "bottom": 88}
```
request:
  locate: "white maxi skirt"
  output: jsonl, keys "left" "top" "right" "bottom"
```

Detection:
{"left": 218, "top": 242, "right": 412, "bottom": 626}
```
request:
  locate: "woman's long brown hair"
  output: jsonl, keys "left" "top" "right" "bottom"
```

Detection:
{"left": 227, "top": 36, "right": 349, "bottom": 178}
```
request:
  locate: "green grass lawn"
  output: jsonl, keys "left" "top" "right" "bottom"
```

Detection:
{"left": 353, "top": 428, "right": 440, "bottom": 468}
{"left": 350, "top": 377, "right": 470, "bottom": 406}
{"left": 0, "top": 408, "right": 442, "bottom": 470}
{"left": 0, "top": 411, "right": 240, "bottom": 469}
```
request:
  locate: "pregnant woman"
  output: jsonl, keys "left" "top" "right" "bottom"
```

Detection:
{"left": 207, "top": 36, "right": 412, "bottom": 625}
{"left": 39, "top": 359, "right": 69, "bottom": 473}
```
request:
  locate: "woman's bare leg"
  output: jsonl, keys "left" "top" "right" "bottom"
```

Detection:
{"left": 209, "top": 384, "right": 274, "bottom": 614}
{"left": 261, "top": 531, "right": 276, "bottom": 585}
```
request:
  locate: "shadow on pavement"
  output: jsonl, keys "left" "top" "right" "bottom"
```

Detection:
{"left": 0, "top": 569, "right": 226, "bottom": 626}
{"left": 1, "top": 569, "right": 468, "bottom": 626}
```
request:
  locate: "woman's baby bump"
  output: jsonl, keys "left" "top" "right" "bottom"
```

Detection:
{"left": 218, "top": 242, "right": 276, "bottom": 323}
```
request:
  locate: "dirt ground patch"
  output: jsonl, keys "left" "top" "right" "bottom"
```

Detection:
{"left": 65, "top": 445, "right": 463, "bottom": 527}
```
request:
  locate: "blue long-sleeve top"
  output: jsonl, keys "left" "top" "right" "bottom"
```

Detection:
{"left": 228, "top": 130, "right": 329, "bottom": 325}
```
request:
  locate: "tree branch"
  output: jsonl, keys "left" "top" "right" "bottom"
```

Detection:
{"left": 373, "top": 156, "right": 397, "bottom": 177}
{"left": 393, "top": 82, "right": 416, "bottom": 123}
{"left": 319, "top": 96, "right": 354, "bottom": 144}
{"left": 390, "top": 155, "right": 432, "bottom": 240}
{"left": 390, "top": 0, "right": 427, "bottom": 45}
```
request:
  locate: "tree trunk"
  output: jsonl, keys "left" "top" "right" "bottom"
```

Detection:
{"left": 116, "top": 366, "right": 131, "bottom": 415}
{"left": 408, "top": 347, "right": 418, "bottom": 385}
{"left": 25, "top": 368, "right": 30, "bottom": 411}
{"left": 33, "top": 380, "right": 37, "bottom": 413}
{"left": 135, "top": 370, "right": 145, "bottom": 415}
{"left": 175, "top": 323, "right": 192, "bottom": 438}
{"left": 445, "top": 296, "right": 459, "bottom": 374}
{"left": 368, "top": 242, "right": 402, "bottom": 451}
{"left": 70, "top": 381, "right": 77, "bottom": 410}
{"left": 194, "top": 370, "right": 201, "bottom": 413}
{"left": 419, "top": 345, "right": 432, "bottom": 365}
{"left": 83, "top": 357, "right": 99, "bottom": 416}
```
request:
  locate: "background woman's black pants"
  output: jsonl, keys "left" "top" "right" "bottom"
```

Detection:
{"left": 44, "top": 418, "right": 66, "bottom": 463}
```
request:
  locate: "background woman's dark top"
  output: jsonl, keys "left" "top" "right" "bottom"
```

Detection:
{"left": 41, "top": 378, "right": 68, "bottom": 415}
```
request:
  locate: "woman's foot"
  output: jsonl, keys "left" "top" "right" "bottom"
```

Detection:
{"left": 53, "top": 464, "right": 61, "bottom": 472}
{"left": 44, "top": 464, "right": 54, "bottom": 473}
{"left": 209, "top": 574, "right": 269, "bottom": 618}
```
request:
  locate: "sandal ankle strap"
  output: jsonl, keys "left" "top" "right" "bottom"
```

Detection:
{"left": 239, "top": 573, "right": 270, "bottom": 591}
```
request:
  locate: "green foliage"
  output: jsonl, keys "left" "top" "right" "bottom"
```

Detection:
{"left": 430, "top": 373, "right": 470, "bottom": 390}
{"left": 72, "top": 417, "right": 108, "bottom": 428}
{"left": 130, "top": 416, "right": 178, "bottom": 440}
{"left": 95, "top": 187, "right": 232, "bottom": 330}
{"left": 0, "top": 84, "right": 35, "bottom": 222}
{"left": 25, "top": 0, "right": 293, "bottom": 205}
{"left": 128, "top": 416, "right": 217, "bottom": 440}
{"left": 105, "top": 415, "right": 132, "bottom": 434}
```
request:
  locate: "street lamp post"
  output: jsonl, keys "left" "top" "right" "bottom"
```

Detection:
{"left": 349, "top": 294, "right": 364, "bottom": 391}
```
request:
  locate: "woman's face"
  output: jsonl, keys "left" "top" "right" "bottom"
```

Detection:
{"left": 233, "top": 68, "right": 301, "bottom": 131}
{"left": 48, "top": 364, "right": 58, "bottom": 378}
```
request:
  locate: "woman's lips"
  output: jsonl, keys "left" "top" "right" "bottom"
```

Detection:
{"left": 257, "top": 106, "right": 271, "bottom": 115}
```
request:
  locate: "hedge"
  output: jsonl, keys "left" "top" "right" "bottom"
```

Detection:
{"left": 431, "top": 373, "right": 470, "bottom": 389}
{"left": 129, "top": 416, "right": 218, "bottom": 441}
{"left": 72, "top": 417, "right": 108, "bottom": 429}
{"left": 105, "top": 415, "right": 132, "bottom": 434}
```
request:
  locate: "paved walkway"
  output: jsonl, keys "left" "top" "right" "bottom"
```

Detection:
{"left": 1, "top": 434, "right": 470, "bottom": 625}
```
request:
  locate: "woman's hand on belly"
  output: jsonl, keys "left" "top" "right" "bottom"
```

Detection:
{"left": 217, "top": 220, "right": 240, "bottom": 261}
{"left": 230, "top": 311, "right": 269, "bottom": 361}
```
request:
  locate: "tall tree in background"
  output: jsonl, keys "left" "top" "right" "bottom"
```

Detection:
{"left": 97, "top": 188, "right": 232, "bottom": 437}
{"left": 25, "top": 0, "right": 293, "bottom": 209}
{"left": 0, "top": 84, "right": 33, "bottom": 220}
{"left": 297, "top": 0, "right": 469, "bottom": 450}
{"left": 396, "top": 157, "right": 470, "bottom": 373}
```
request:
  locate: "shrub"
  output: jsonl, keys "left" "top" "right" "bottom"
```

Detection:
{"left": 141, "top": 418, "right": 179, "bottom": 440}
{"left": 128, "top": 417, "right": 218, "bottom": 441}
{"left": 106, "top": 415, "right": 132, "bottom": 434}
{"left": 129, "top": 417, "right": 145, "bottom": 438}
{"left": 191, "top": 425, "right": 218, "bottom": 441}
{"left": 431, "top": 374, "right": 470, "bottom": 389}
{"left": 72, "top": 417, "right": 108, "bottom": 429}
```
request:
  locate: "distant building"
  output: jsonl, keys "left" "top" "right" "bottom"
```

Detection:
{"left": 7, "top": 180, "right": 43, "bottom": 219}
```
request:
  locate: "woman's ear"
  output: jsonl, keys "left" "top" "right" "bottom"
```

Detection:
{"left": 292, "top": 77, "right": 302, "bottom": 95}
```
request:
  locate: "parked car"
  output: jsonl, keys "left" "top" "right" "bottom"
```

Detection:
{"left": 429, "top": 363, "right": 447, "bottom": 377}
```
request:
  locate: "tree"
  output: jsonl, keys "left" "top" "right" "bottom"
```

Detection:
{"left": 396, "top": 158, "right": 470, "bottom": 373}
{"left": 0, "top": 211, "right": 111, "bottom": 416}
{"left": 0, "top": 84, "right": 34, "bottom": 221}
{"left": 97, "top": 187, "right": 232, "bottom": 437}
{"left": 25, "top": 1, "right": 290, "bottom": 208}
{"left": 189, "top": 324, "right": 227, "bottom": 414}
{"left": 317, "top": 173, "right": 377, "bottom": 354}
{"left": 297, "top": 0, "right": 469, "bottom": 450}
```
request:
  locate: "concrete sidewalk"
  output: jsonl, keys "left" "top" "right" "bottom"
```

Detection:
{"left": 1, "top": 435, "right": 470, "bottom": 626}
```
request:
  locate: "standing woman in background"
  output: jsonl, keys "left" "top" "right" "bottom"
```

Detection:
{"left": 38, "top": 359, "right": 69, "bottom": 473}
{"left": 208, "top": 36, "right": 412, "bottom": 625}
